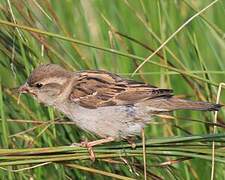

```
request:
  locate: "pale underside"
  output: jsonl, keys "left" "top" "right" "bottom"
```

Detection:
{"left": 55, "top": 101, "right": 158, "bottom": 139}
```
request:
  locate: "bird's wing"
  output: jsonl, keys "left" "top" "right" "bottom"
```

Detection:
{"left": 69, "top": 70, "right": 173, "bottom": 109}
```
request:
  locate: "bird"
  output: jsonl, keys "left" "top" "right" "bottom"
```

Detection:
{"left": 19, "top": 64, "right": 222, "bottom": 160}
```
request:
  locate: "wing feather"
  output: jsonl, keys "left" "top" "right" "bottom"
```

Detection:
{"left": 69, "top": 70, "right": 173, "bottom": 108}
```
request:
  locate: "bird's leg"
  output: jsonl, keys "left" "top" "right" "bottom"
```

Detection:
{"left": 79, "top": 137, "right": 115, "bottom": 161}
{"left": 82, "top": 137, "right": 115, "bottom": 147}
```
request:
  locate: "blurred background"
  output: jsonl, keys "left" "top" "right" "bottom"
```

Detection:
{"left": 0, "top": 0, "right": 225, "bottom": 179}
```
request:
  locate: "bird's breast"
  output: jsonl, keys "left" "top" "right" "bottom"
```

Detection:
{"left": 55, "top": 102, "right": 151, "bottom": 138}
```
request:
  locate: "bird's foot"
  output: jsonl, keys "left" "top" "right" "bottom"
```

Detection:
{"left": 71, "top": 137, "right": 115, "bottom": 161}
{"left": 127, "top": 137, "right": 137, "bottom": 149}
{"left": 80, "top": 141, "right": 96, "bottom": 161}
{"left": 70, "top": 140, "right": 95, "bottom": 161}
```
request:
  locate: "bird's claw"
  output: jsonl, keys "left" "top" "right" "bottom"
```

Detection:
{"left": 70, "top": 141, "right": 96, "bottom": 161}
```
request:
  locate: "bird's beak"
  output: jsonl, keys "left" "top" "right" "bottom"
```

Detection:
{"left": 18, "top": 83, "right": 30, "bottom": 94}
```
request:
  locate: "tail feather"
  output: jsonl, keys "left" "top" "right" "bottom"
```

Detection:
{"left": 145, "top": 97, "right": 223, "bottom": 112}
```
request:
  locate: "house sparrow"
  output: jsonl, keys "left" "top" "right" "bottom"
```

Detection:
{"left": 19, "top": 64, "right": 222, "bottom": 159}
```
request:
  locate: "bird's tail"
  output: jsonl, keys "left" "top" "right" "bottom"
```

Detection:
{"left": 146, "top": 97, "right": 222, "bottom": 112}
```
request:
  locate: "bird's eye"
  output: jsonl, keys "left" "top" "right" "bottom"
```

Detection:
{"left": 35, "top": 83, "right": 43, "bottom": 88}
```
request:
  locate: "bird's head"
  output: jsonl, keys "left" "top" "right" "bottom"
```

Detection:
{"left": 19, "top": 64, "right": 71, "bottom": 105}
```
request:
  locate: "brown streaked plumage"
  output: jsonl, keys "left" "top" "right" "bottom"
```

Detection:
{"left": 27, "top": 64, "right": 70, "bottom": 86}
{"left": 19, "top": 64, "right": 222, "bottom": 159}
{"left": 70, "top": 70, "right": 173, "bottom": 109}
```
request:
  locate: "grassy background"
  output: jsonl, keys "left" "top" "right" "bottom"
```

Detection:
{"left": 0, "top": 0, "right": 225, "bottom": 179}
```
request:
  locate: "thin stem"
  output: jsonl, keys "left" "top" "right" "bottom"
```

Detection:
{"left": 211, "top": 83, "right": 225, "bottom": 180}
{"left": 142, "top": 128, "right": 147, "bottom": 180}
{"left": 132, "top": 0, "right": 219, "bottom": 76}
